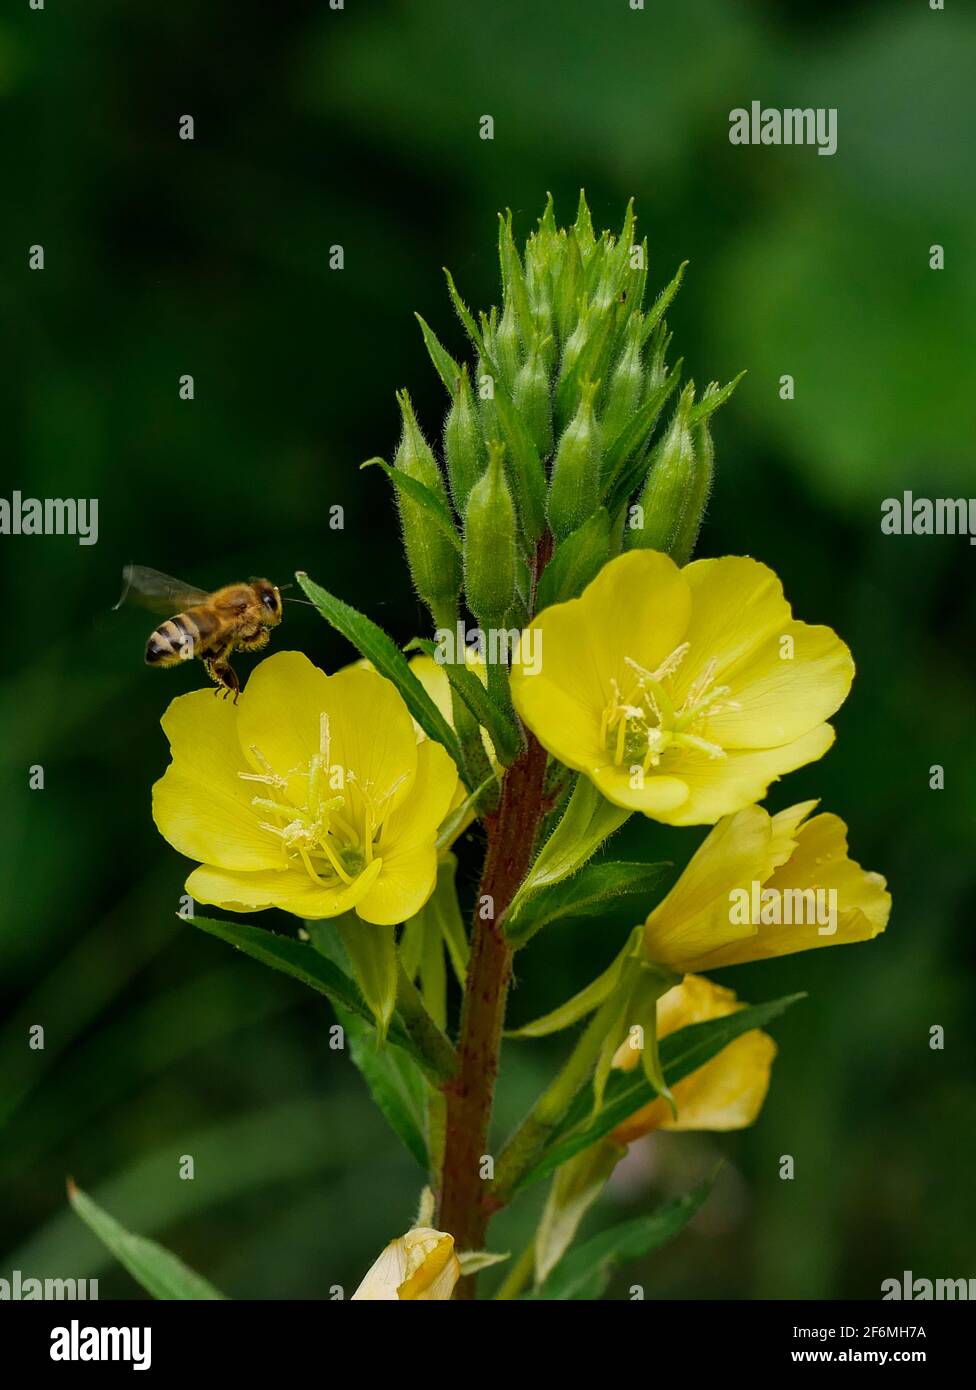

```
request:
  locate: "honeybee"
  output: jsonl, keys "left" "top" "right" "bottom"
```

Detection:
{"left": 116, "top": 565, "right": 284, "bottom": 701}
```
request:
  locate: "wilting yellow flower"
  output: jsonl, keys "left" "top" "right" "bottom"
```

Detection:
{"left": 642, "top": 800, "right": 891, "bottom": 973}
{"left": 610, "top": 974, "right": 776, "bottom": 1144}
{"left": 152, "top": 651, "right": 459, "bottom": 925}
{"left": 534, "top": 975, "right": 774, "bottom": 1282}
{"left": 351, "top": 1226, "right": 461, "bottom": 1301}
{"left": 510, "top": 551, "right": 854, "bottom": 825}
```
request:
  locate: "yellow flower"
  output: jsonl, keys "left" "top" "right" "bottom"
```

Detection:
{"left": 152, "top": 651, "right": 459, "bottom": 925}
{"left": 351, "top": 1226, "right": 460, "bottom": 1300}
{"left": 609, "top": 974, "right": 776, "bottom": 1144}
{"left": 533, "top": 975, "right": 774, "bottom": 1282}
{"left": 642, "top": 800, "right": 891, "bottom": 973}
{"left": 510, "top": 550, "right": 854, "bottom": 825}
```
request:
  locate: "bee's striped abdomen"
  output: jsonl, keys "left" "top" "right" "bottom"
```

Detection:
{"left": 145, "top": 608, "right": 217, "bottom": 666}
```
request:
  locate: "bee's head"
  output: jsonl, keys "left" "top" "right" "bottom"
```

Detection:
{"left": 251, "top": 579, "right": 283, "bottom": 625}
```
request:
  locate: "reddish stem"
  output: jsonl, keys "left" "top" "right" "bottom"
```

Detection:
{"left": 437, "top": 732, "right": 548, "bottom": 1291}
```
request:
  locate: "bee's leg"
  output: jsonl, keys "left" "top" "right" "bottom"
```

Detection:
{"left": 237, "top": 627, "right": 271, "bottom": 653}
{"left": 202, "top": 650, "right": 238, "bottom": 701}
{"left": 215, "top": 661, "right": 240, "bottom": 704}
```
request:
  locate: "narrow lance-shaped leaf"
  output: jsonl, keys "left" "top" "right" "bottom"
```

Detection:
{"left": 338, "top": 919, "right": 398, "bottom": 1043}
{"left": 505, "top": 860, "right": 671, "bottom": 950}
{"left": 407, "top": 636, "right": 521, "bottom": 766}
{"left": 505, "top": 777, "right": 630, "bottom": 927}
{"left": 68, "top": 1182, "right": 227, "bottom": 1301}
{"left": 444, "top": 267, "right": 489, "bottom": 362}
{"left": 414, "top": 312, "right": 461, "bottom": 396}
{"left": 688, "top": 370, "right": 746, "bottom": 425}
{"left": 601, "top": 366, "right": 683, "bottom": 510}
{"left": 531, "top": 1180, "right": 712, "bottom": 1300}
{"left": 361, "top": 457, "right": 462, "bottom": 553}
{"left": 307, "top": 924, "right": 429, "bottom": 1170}
{"left": 187, "top": 914, "right": 445, "bottom": 1079}
{"left": 506, "top": 929, "right": 639, "bottom": 1039}
{"left": 435, "top": 772, "right": 498, "bottom": 851}
{"left": 640, "top": 260, "right": 688, "bottom": 343}
{"left": 295, "top": 571, "right": 465, "bottom": 778}
{"left": 517, "top": 994, "right": 805, "bottom": 1189}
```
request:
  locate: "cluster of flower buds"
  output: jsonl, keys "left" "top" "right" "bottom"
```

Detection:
{"left": 385, "top": 193, "right": 740, "bottom": 630}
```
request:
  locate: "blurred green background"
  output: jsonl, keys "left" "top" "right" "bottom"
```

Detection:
{"left": 2, "top": 0, "right": 974, "bottom": 1299}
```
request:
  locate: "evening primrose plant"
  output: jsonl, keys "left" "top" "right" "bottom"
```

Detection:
{"left": 78, "top": 195, "right": 890, "bottom": 1301}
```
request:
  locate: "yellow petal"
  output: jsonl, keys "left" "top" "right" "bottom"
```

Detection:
{"left": 235, "top": 651, "right": 334, "bottom": 794}
{"left": 409, "top": 653, "right": 454, "bottom": 731}
{"left": 185, "top": 857, "right": 383, "bottom": 919}
{"left": 643, "top": 805, "right": 786, "bottom": 972}
{"left": 651, "top": 723, "right": 836, "bottom": 827}
{"left": 704, "top": 620, "right": 854, "bottom": 750}
{"left": 678, "top": 556, "right": 795, "bottom": 683}
{"left": 152, "top": 690, "right": 282, "bottom": 871}
{"left": 611, "top": 975, "right": 775, "bottom": 1142}
{"left": 355, "top": 741, "right": 458, "bottom": 925}
{"left": 614, "top": 1030, "right": 776, "bottom": 1142}
{"left": 589, "top": 762, "right": 690, "bottom": 814}
{"left": 323, "top": 666, "right": 419, "bottom": 814}
{"left": 351, "top": 1227, "right": 460, "bottom": 1301}
{"left": 696, "top": 812, "right": 891, "bottom": 968}
{"left": 511, "top": 550, "right": 691, "bottom": 773}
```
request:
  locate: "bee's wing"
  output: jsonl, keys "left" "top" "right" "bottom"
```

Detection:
{"left": 114, "top": 565, "right": 211, "bottom": 616}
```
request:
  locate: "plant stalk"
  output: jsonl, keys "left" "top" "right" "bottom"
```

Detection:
{"left": 437, "top": 730, "right": 548, "bottom": 1292}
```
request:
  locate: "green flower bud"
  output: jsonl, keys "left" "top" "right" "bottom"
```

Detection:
{"left": 547, "top": 378, "right": 603, "bottom": 542}
{"left": 394, "top": 390, "right": 462, "bottom": 608}
{"left": 669, "top": 414, "right": 715, "bottom": 565}
{"left": 600, "top": 317, "right": 644, "bottom": 455}
{"left": 513, "top": 341, "right": 554, "bottom": 459}
{"left": 553, "top": 230, "right": 583, "bottom": 346}
{"left": 495, "top": 297, "right": 521, "bottom": 386}
{"left": 464, "top": 441, "right": 517, "bottom": 624}
{"left": 626, "top": 384, "right": 700, "bottom": 556}
{"left": 443, "top": 366, "right": 485, "bottom": 514}
{"left": 573, "top": 189, "right": 597, "bottom": 263}
{"left": 498, "top": 209, "right": 533, "bottom": 347}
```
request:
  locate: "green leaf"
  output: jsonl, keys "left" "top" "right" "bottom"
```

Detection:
{"left": 491, "top": 381, "right": 548, "bottom": 542}
{"left": 535, "top": 509, "right": 611, "bottom": 611}
{"left": 505, "top": 859, "right": 670, "bottom": 950}
{"left": 424, "top": 853, "right": 470, "bottom": 985}
{"left": 506, "top": 943, "right": 632, "bottom": 1039}
{"left": 602, "top": 369, "right": 682, "bottom": 512}
{"left": 534, "top": 1139, "right": 625, "bottom": 1285}
{"left": 531, "top": 1181, "right": 711, "bottom": 1300}
{"left": 519, "top": 993, "right": 805, "bottom": 1189}
{"left": 414, "top": 313, "right": 462, "bottom": 395}
{"left": 689, "top": 370, "right": 746, "bottom": 424}
{"left": 304, "top": 925, "right": 430, "bottom": 1169}
{"left": 337, "top": 1004, "right": 429, "bottom": 1170}
{"left": 67, "top": 1182, "right": 226, "bottom": 1300}
{"left": 362, "top": 457, "right": 462, "bottom": 553}
{"left": 640, "top": 260, "right": 688, "bottom": 343}
{"left": 337, "top": 919, "right": 398, "bottom": 1042}
{"left": 407, "top": 637, "right": 521, "bottom": 765}
{"left": 444, "top": 267, "right": 489, "bottom": 361}
{"left": 186, "top": 914, "right": 429, "bottom": 1074}
{"left": 505, "top": 777, "right": 630, "bottom": 931}
{"left": 295, "top": 571, "right": 465, "bottom": 777}
{"left": 435, "top": 773, "right": 497, "bottom": 850}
